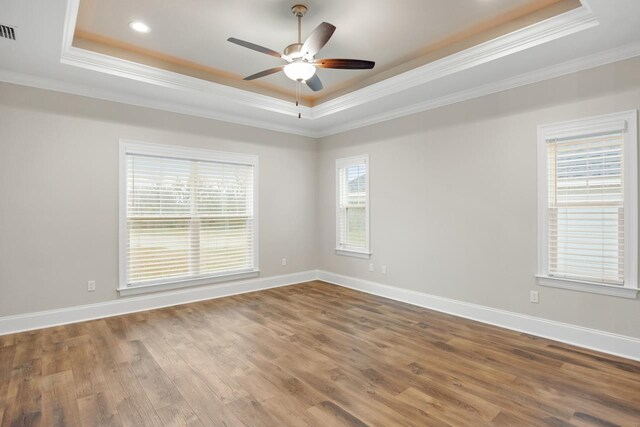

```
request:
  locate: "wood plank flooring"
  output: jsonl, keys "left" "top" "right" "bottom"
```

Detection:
{"left": 1, "top": 281, "right": 639, "bottom": 426}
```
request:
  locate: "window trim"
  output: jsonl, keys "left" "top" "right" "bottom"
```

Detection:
{"left": 536, "top": 111, "right": 638, "bottom": 299}
{"left": 335, "top": 155, "right": 371, "bottom": 259}
{"left": 118, "top": 139, "right": 259, "bottom": 295}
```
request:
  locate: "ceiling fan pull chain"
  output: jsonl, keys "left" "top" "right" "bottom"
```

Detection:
{"left": 297, "top": 81, "right": 301, "bottom": 119}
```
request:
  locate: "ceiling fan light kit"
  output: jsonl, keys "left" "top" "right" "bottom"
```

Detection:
{"left": 227, "top": 3, "right": 375, "bottom": 117}
{"left": 283, "top": 61, "right": 316, "bottom": 81}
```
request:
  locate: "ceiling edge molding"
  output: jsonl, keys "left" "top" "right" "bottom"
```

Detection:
{"left": 59, "top": 47, "right": 311, "bottom": 118}
{"left": 3, "top": 40, "right": 638, "bottom": 141}
{"left": 311, "top": 3, "right": 599, "bottom": 119}
{"left": 60, "top": 0, "right": 309, "bottom": 119}
{"left": 60, "top": 0, "right": 78, "bottom": 55}
{"left": 60, "top": 0, "right": 597, "bottom": 122}
{"left": 4, "top": 0, "right": 634, "bottom": 140}
{"left": 0, "top": 69, "right": 319, "bottom": 138}
{"left": 316, "top": 40, "right": 640, "bottom": 138}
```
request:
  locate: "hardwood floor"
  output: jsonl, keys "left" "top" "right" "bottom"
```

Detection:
{"left": 1, "top": 281, "right": 639, "bottom": 426}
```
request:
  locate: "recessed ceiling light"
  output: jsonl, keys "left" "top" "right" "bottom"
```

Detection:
{"left": 129, "top": 21, "right": 150, "bottom": 33}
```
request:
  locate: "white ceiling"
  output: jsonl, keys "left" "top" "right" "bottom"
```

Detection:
{"left": 0, "top": 0, "right": 639, "bottom": 138}
{"left": 74, "top": 0, "right": 544, "bottom": 94}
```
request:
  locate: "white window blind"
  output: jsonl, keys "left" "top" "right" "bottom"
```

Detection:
{"left": 537, "top": 111, "right": 638, "bottom": 299}
{"left": 336, "top": 155, "right": 370, "bottom": 256}
{"left": 547, "top": 133, "right": 624, "bottom": 285}
{"left": 121, "top": 142, "right": 257, "bottom": 290}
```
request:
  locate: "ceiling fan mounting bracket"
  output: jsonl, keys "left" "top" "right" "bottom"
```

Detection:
{"left": 291, "top": 5, "right": 308, "bottom": 17}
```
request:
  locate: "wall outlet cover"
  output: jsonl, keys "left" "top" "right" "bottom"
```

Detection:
{"left": 530, "top": 290, "right": 539, "bottom": 303}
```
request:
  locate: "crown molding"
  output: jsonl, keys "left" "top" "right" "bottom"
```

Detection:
{"left": 5, "top": 0, "right": 638, "bottom": 139}
{"left": 61, "top": 0, "right": 311, "bottom": 119}
{"left": 60, "top": 0, "right": 597, "bottom": 122}
{"left": 60, "top": 47, "right": 312, "bottom": 119}
{"left": 311, "top": 3, "right": 599, "bottom": 119}
{"left": 4, "top": 40, "right": 638, "bottom": 141}
{"left": 316, "top": 40, "right": 640, "bottom": 137}
{"left": 0, "top": 69, "right": 319, "bottom": 138}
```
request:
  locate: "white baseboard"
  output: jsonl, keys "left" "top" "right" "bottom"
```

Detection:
{"left": 318, "top": 270, "right": 640, "bottom": 362}
{"left": 3, "top": 269, "right": 639, "bottom": 362}
{"left": 0, "top": 270, "right": 318, "bottom": 336}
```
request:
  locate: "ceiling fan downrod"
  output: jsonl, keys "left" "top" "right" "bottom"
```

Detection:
{"left": 293, "top": 5, "right": 306, "bottom": 118}
{"left": 292, "top": 4, "right": 307, "bottom": 44}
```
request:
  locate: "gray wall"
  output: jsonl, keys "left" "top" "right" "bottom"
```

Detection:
{"left": 2, "top": 57, "right": 640, "bottom": 339}
{"left": 0, "top": 83, "right": 318, "bottom": 317}
{"left": 317, "top": 57, "right": 640, "bottom": 338}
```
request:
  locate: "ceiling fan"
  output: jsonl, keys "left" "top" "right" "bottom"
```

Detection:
{"left": 227, "top": 4, "right": 375, "bottom": 115}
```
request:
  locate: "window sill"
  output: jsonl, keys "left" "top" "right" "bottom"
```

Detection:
{"left": 118, "top": 270, "right": 260, "bottom": 296}
{"left": 335, "top": 248, "right": 371, "bottom": 259}
{"left": 536, "top": 275, "right": 639, "bottom": 299}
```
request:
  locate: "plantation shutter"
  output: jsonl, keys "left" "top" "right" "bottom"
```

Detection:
{"left": 126, "top": 153, "right": 255, "bottom": 286}
{"left": 337, "top": 156, "right": 369, "bottom": 252}
{"left": 546, "top": 132, "right": 624, "bottom": 285}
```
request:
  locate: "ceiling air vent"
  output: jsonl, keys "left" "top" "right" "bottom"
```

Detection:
{"left": 0, "top": 24, "right": 16, "bottom": 40}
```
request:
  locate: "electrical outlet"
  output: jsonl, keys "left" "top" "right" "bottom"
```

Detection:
{"left": 88, "top": 280, "right": 96, "bottom": 292}
{"left": 530, "top": 290, "right": 539, "bottom": 303}
{"left": 281, "top": 258, "right": 287, "bottom": 266}
{"left": 381, "top": 265, "right": 387, "bottom": 274}
{"left": 369, "top": 263, "right": 374, "bottom": 272}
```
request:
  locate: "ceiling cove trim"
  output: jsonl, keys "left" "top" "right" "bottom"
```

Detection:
{"left": 4, "top": 41, "right": 638, "bottom": 140}
{"left": 60, "top": 46, "right": 311, "bottom": 118}
{"left": 60, "top": 0, "right": 310, "bottom": 119}
{"left": 3, "top": 40, "right": 639, "bottom": 140}
{"left": 310, "top": 2, "right": 599, "bottom": 119}
{"left": 61, "top": 0, "right": 597, "bottom": 122}
{"left": 0, "top": 69, "right": 318, "bottom": 138}
{"left": 317, "top": 40, "right": 640, "bottom": 138}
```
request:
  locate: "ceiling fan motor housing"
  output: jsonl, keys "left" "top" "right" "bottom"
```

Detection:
{"left": 284, "top": 43, "right": 304, "bottom": 59}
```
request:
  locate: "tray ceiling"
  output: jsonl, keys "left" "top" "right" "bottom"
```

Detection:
{"left": 1, "top": 0, "right": 639, "bottom": 137}
{"left": 73, "top": 0, "right": 579, "bottom": 104}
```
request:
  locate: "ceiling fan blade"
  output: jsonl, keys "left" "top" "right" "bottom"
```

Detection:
{"left": 301, "top": 22, "right": 336, "bottom": 57}
{"left": 228, "top": 37, "right": 282, "bottom": 59}
{"left": 243, "top": 66, "right": 284, "bottom": 80}
{"left": 314, "top": 59, "right": 375, "bottom": 70}
{"left": 305, "top": 74, "right": 323, "bottom": 92}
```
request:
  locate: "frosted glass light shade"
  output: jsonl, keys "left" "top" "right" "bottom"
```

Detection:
{"left": 283, "top": 62, "right": 316, "bottom": 81}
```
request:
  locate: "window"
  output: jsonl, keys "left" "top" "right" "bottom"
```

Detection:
{"left": 119, "top": 140, "right": 258, "bottom": 295}
{"left": 537, "top": 111, "right": 638, "bottom": 298}
{"left": 336, "top": 155, "right": 370, "bottom": 258}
